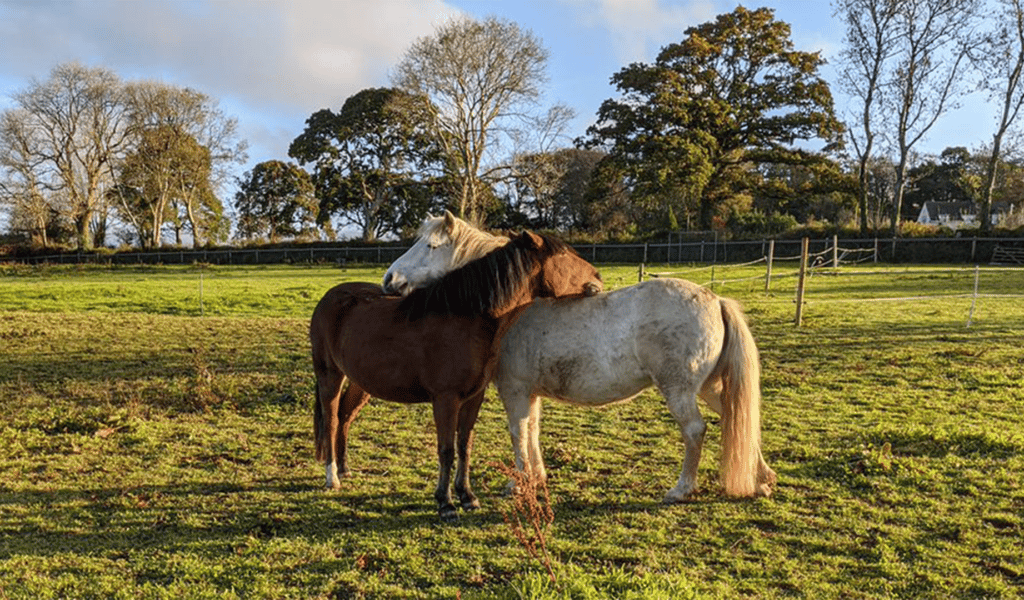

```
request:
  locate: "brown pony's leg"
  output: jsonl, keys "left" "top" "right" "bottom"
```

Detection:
{"left": 432, "top": 394, "right": 460, "bottom": 521}
{"left": 336, "top": 380, "right": 371, "bottom": 478}
{"left": 316, "top": 368, "right": 345, "bottom": 490}
{"left": 453, "top": 390, "right": 485, "bottom": 511}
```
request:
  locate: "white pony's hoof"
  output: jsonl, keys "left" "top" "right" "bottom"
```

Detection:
{"left": 662, "top": 488, "right": 697, "bottom": 504}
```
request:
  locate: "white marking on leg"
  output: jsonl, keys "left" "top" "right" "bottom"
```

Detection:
{"left": 325, "top": 461, "right": 340, "bottom": 490}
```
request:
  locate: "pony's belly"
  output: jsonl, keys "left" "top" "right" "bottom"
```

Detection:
{"left": 534, "top": 355, "right": 652, "bottom": 405}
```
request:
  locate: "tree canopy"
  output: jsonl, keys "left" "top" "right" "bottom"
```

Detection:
{"left": 289, "top": 88, "right": 440, "bottom": 242}
{"left": 582, "top": 6, "right": 846, "bottom": 230}
{"left": 234, "top": 160, "right": 318, "bottom": 243}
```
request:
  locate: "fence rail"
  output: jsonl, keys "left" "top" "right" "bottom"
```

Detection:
{"left": 5, "top": 236, "right": 1024, "bottom": 266}
{"left": 638, "top": 240, "right": 1024, "bottom": 328}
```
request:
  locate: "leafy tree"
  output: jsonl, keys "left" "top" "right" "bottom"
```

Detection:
{"left": 903, "top": 147, "right": 981, "bottom": 218}
{"left": 122, "top": 81, "right": 246, "bottom": 247}
{"left": 752, "top": 162, "right": 857, "bottom": 225}
{"left": 289, "top": 88, "right": 439, "bottom": 241}
{"left": 864, "top": 156, "right": 898, "bottom": 229}
{"left": 582, "top": 6, "right": 844, "bottom": 230}
{"left": 578, "top": 158, "right": 640, "bottom": 238}
{"left": 392, "top": 15, "right": 560, "bottom": 225}
{"left": 112, "top": 125, "right": 213, "bottom": 248}
{"left": 0, "top": 67, "right": 245, "bottom": 249}
{"left": 234, "top": 160, "right": 318, "bottom": 243}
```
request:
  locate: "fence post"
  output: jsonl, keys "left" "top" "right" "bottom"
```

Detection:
{"left": 966, "top": 264, "right": 980, "bottom": 327}
{"left": 765, "top": 239, "right": 775, "bottom": 293}
{"left": 638, "top": 263, "right": 644, "bottom": 283}
{"left": 795, "top": 237, "right": 809, "bottom": 327}
{"left": 874, "top": 237, "right": 879, "bottom": 263}
{"left": 832, "top": 234, "right": 839, "bottom": 269}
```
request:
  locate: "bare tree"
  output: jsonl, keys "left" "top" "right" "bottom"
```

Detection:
{"left": 391, "top": 15, "right": 551, "bottom": 225}
{"left": 834, "top": 0, "right": 901, "bottom": 234}
{"left": 886, "top": 0, "right": 980, "bottom": 237}
{"left": 2, "top": 63, "right": 132, "bottom": 249}
{"left": 123, "top": 82, "right": 246, "bottom": 246}
{"left": 0, "top": 109, "right": 58, "bottom": 245}
{"left": 973, "top": 0, "right": 1024, "bottom": 232}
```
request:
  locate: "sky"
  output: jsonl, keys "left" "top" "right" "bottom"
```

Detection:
{"left": 0, "top": 0, "right": 996, "bottom": 186}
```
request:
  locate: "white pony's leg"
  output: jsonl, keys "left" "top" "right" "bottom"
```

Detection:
{"left": 526, "top": 396, "right": 547, "bottom": 484}
{"left": 501, "top": 386, "right": 534, "bottom": 486}
{"left": 662, "top": 386, "right": 707, "bottom": 504}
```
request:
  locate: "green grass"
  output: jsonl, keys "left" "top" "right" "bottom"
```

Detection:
{"left": 1, "top": 262, "right": 1023, "bottom": 598}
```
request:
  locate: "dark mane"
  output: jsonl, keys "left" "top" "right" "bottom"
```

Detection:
{"left": 398, "top": 231, "right": 576, "bottom": 320}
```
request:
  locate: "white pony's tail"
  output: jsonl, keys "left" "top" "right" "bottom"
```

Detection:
{"left": 716, "top": 298, "right": 765, "bottom": 497}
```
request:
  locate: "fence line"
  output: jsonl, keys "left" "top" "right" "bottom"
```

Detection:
{"left": 636, "top": 236, "right": 1024, "bottom": 328}
{"left": 6, "top": 235, "right": 1024, "bottom": 267}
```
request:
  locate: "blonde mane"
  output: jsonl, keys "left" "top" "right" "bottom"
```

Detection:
{"left": 420, "top": 213, "right": 509, "bottom": 271}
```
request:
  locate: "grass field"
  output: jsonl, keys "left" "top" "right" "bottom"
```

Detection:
{"left": 1, "top": 262, "right": 1023, "bottom": 599}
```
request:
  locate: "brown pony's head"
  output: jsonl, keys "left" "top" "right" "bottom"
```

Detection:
{"left": 517, "top": 231, "right": 602, "bottom": 300}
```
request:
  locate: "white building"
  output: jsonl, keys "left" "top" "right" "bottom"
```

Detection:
{"left": 916, "top": 201, "right": 1012, "bottom": 230}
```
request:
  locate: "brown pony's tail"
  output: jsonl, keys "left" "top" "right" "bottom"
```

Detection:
{"left": 716, "top": 297, "right": 766, "bottom": 497}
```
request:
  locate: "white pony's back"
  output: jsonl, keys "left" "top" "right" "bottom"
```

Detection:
{"left": 497, "top": 278, "right": 723, "bottom": 405}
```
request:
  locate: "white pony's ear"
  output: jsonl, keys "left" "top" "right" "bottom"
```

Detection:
{"left": 443, "top": 210, "right": 457, "bottom": 233}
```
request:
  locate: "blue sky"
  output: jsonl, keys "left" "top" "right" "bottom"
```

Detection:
{"left": 0, "top": 0, "right": 993, "bottom": 180}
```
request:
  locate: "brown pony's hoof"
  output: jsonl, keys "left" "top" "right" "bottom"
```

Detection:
{"left": 439, "top": 505, "right": 459, "bottom": 522}
{"left": 461, "top": 498, "right": 481, "bottom": 511}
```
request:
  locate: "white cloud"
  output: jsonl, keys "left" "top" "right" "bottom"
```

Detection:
{"left": 582, "top": 0, "right": 718, "bottom": 64}
{"left": 0, "top": 0, "right": 462, "bottom": 114}
{"left": 0, "top": 0, "right": 465, "bottom": 171}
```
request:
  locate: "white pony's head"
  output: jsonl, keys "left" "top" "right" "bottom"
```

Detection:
{"left": 383, "top": 211, "right": 508, "bottom": 296}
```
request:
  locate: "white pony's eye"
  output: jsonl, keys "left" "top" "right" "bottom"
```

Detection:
{"left": 427, "top": 235, "right": 450, "bottom": 250}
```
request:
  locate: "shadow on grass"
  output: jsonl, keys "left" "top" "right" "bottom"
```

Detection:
{"left": 0, "top": 478, "right": 454, "bottom": 560}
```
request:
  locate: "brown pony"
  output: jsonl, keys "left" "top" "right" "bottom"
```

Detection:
{"left": 310, "top": 230, "right": 602, "bottom": 520}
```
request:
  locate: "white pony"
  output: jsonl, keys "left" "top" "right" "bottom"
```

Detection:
{"left": 494, "top": 279, "right": 775, "bottom": 500}
{"left": 386, "top": 214, "right": 775, "bottom": 500}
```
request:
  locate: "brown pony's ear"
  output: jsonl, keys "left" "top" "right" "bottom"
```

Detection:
{"left": 520, "top": 231, "right": 543, "bottom": 249}
{"left": 443, "top": 210, "right": 457, "bottom": 233}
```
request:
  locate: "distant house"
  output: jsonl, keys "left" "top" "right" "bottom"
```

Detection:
{"left": 916, "top": 201, "right": 1012, "bottom": 230}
